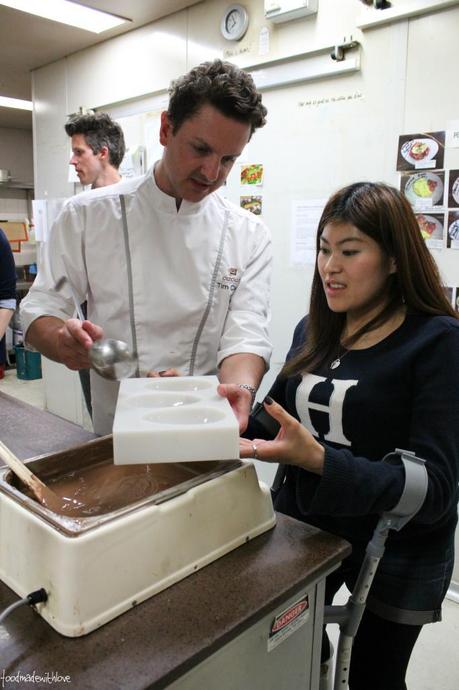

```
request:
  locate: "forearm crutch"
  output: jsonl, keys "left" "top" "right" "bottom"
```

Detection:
{"left": 323, "top": 449, "right": 428, "bottom": 690}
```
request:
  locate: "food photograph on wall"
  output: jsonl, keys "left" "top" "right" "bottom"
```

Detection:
{"left": 448, "top": 169, "right": 459, "bottom": 207}
{"left": 240, "top": 195, "right": 263, "bottom": 215}
{"left": 415, "top": 212, "right": 445, "bottom": 249}
{"left": 240, "top": 163, "right": 264, "bottom": 186}
{"left": 447, "top": 210, "right": 459, "bottom": 249}
{"left": 396, "top": 131, "right": 445, "bottom": 171}
{"left": 401, "top": 170, "right": 445, "bottom": 209}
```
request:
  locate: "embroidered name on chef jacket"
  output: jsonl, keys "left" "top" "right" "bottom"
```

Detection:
{"left": 217, "top": 266, "right": 241, "bottom": 292}
{"left": 296, "top": 374, "right": 358, "bottom": 446}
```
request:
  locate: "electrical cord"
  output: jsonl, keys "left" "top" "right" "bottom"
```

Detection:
{"left": 0, "top": 588, "right": 47, "bottom": 625}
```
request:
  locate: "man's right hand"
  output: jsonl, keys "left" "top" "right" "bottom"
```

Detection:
{"left": 25, "top": 315, "right": 105, "bottom": 371}
{"left": 56, "top": 318, "right": 104, "bottom": 370}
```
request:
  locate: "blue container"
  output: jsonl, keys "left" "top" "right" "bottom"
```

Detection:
{"left": 15, "top": 345, "right": 42, "bottom": 380}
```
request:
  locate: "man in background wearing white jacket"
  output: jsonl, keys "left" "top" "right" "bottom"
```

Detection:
{"left": 64, "top": 111, "right": 127, "bottom": 417}
{"left": 21, "top": 60, "right": 272, "bottom": 436}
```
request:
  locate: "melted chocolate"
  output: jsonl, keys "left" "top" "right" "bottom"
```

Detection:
{"left": 23, "top": 461, "right": 197, "bottom": 517}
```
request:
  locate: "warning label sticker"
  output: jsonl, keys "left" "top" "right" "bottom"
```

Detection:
{"left": 267, "top": 595, "right": 309, "bottom": 652}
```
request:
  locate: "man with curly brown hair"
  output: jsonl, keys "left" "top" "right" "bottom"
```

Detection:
{"left": 22, "top": 60, "right": 272, "bottom": 435}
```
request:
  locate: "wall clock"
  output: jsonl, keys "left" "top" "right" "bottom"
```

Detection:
{"left": 221, "top": 4, "right": 249, "bottom": 41}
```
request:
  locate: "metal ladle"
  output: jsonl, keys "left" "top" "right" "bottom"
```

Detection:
{"left": 55, "top": 277, "right": 137, "bottom": 381}
{"left": 88, "top": 338, "right": 137, "bottom": 381}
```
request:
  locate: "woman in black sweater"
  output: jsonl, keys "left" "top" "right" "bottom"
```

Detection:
{"left": 222, "top": 182, "right": 459, "bottom": 690}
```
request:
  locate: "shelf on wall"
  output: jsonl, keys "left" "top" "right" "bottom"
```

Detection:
{"left": 0, "top": 182, "right": 34, "bottom": 190}
{"left": 245, "top": 43, "right": 361, "bottom": 92}
{"left": 357, "top": 0, "right": 459, "bottom": 30}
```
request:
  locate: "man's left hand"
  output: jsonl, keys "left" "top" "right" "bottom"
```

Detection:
{"left": 217, "top": 383, "right": 252, "bottom": 433}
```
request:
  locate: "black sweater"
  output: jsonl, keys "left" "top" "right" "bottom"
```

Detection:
{"left": 249, "top": 312, "right": 459, "bottom": 616}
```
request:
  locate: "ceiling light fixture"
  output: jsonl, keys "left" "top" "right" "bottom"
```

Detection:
{"left": 0, "top": 0, "right": 129, "bottom": 34}
{"left": 0, "top": 96, "right": 33, "bottom": 110}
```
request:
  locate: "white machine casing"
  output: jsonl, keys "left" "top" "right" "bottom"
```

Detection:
{"left": 0, "top": 438, "right": 275, "bottom": 637}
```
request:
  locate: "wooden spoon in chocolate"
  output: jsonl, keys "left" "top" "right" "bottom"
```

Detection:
{"left": 0, "top": 439, "right": 77, "bottom": 514}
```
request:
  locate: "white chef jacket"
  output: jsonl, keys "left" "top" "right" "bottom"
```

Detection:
{"left": 21, "top": 168, "right": 272, "bottom": 435}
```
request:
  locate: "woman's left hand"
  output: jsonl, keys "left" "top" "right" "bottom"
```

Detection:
{"left": 240, "top": 397, "right": 325, "bottom": 475}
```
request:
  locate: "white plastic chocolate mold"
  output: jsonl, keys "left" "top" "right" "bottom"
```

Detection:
{"left": 113, "top": 375, "right": 240, "bottom": 464}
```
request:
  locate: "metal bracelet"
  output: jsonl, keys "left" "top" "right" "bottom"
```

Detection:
{"left": 238, "top": 383, "right": 256, "bottom": 405}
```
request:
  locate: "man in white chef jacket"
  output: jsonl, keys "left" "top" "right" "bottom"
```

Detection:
{"left": 64, "top": 112, "right": 127, "bottom": 418}
{"left": 21, "top": 60, "right": 272, "bottom": 436}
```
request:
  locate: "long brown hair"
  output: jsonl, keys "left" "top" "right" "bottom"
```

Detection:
{"left": 283, "top": 182, "right": 457, "bottom": 377}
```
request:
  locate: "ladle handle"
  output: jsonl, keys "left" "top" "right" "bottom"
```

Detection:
{"left": 60, "top": 255, "right": 85, "bottom": 321}
{"left": 0, "top": 440, "right": 46, "bottom": 489}
{"left": 64, "top": 281, "right": 85, "bottom": 321}
{"left": 71, "top": 296, "right": 86, "bottom": 322}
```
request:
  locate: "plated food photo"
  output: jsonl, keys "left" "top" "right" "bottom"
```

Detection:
{"left": 448, "top": 171, "right": 459, "bottom": 207}
{"left": 396, "top": 131, "right": 445, "bottom": 171}
{"left": 240, "top": 195, "right": 262, "bottom": 215}
{"left": 401, "top": 138, "right": 438, "bottom": 165}
{"left": 415, "top": 213, "right": 444, "bottom": 240}
{"left": 448, "top": 219, "right": 459, "bottom": 241}
{"left": 403, "top": 171, "right": 444, "bottom": 207}
{"left": 240, "top": 163, "right": 264, "bottom": 186}
{"left": 447, "top": 210, "right": 459, "bottom": 247}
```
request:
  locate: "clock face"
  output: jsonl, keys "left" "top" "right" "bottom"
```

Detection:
{"left": 221, "top": 4, "right": 249, "bottom": 41}
{"left": 226, "top": 9, "right": 241, "bottom": 33}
